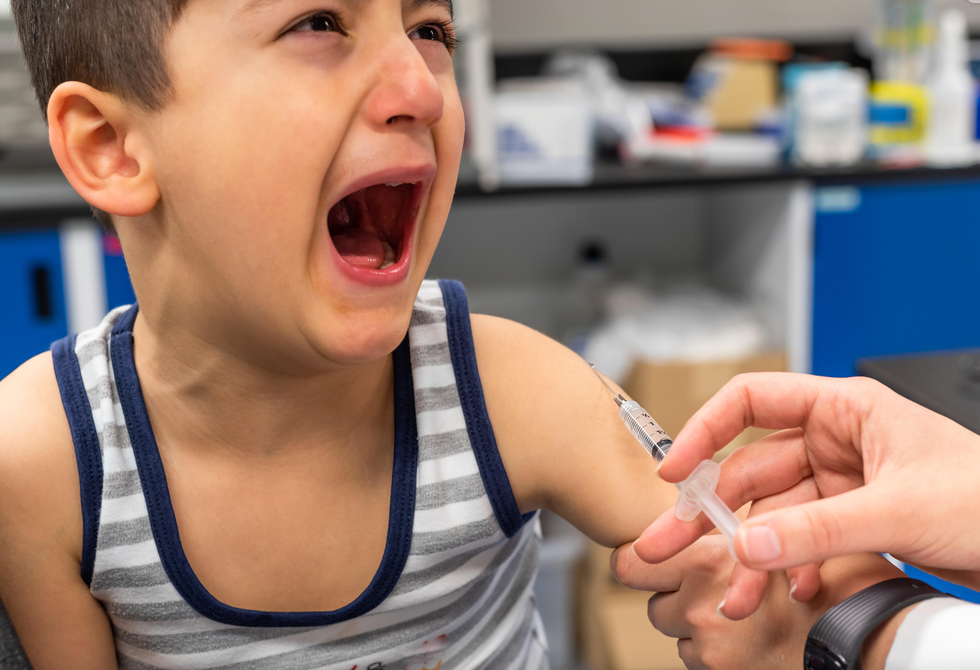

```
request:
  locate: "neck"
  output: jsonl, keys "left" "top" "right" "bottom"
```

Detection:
{"left": 130, "top": 310, "right": 396, "bottom": 463}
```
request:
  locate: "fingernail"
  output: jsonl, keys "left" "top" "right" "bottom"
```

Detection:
{"left": 789, "top": 579, "right": 799, "bottom": 604}
{"left": 716, "top": 588, "right": 730, "bottom": 619}
{"left": 740, "top": 526, "right": 782, "bottom": 563}
{"left": 631, "top": 540, "right": 640, "bottom": 558}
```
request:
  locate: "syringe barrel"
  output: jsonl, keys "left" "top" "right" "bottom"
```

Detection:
{"left": 619, "top": 400, "right": 673, "bottom": 462}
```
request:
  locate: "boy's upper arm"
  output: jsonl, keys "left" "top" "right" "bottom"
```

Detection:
{"left": 0, "top": 354, "right": 118, "bottom": 669}
{"left": 471, "top": 314, "right": 678, "bottom": 548}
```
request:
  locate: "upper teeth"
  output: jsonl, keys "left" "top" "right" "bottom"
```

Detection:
{"left": 385, "top": 182, "right": 403, "bottom": 187}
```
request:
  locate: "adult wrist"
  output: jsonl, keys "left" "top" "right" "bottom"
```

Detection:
{"left": 804, "top": 578, "right": 946, "bottom": 670}
{"left": 860, "top": 603, "right": 917, "bottom": 670}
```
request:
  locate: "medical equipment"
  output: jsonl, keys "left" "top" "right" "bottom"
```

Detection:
{"left": 590, "top": 364, "right": 742, "bottom": 559}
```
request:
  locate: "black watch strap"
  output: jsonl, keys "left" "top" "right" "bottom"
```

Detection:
{"left": 804, "top": 577, "right": 947, "bottom": 670}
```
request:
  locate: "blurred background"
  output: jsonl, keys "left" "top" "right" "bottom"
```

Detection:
{"left": 3, "top": 1, "right": 980, "bottom": 668}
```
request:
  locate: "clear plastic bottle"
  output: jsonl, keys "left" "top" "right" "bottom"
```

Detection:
{"left": 925, "top": 9, "right": 977, "bottom": 167}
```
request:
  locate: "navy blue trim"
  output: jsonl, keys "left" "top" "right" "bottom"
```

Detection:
{"left": 438, "top": 279, "right": 531, "bottom": 537}
{"left": 109, "top": 306, "right": 418, "bottom": 627}
{"left": 51, "top": 334, "right": 103, "bottom": 586}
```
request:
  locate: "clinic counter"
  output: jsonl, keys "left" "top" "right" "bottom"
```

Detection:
{"left": 453, "top": 157, "right": 980, "bottom": 198}
{"left": 7, "top": 144, "right": 980, "bottom": 223}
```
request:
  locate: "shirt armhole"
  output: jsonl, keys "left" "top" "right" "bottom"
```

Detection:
{"left": 438, "top": 279, "right": 533, "bottom": 538}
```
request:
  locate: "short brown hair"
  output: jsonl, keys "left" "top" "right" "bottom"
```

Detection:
{"left": 11, "top": 0, "right": 189, "bottom": 232}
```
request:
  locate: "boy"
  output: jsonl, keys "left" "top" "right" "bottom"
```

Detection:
{"left": 0, "top": 0, "right": 681, "bottom": 667}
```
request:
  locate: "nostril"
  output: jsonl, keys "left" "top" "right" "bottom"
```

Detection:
{"left": 386, "top": 115, "right": 411, "bottom": 125}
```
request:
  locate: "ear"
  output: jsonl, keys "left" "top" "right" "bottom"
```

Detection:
{"left": 47, "top": 82, "right": 160, "bottom": 218}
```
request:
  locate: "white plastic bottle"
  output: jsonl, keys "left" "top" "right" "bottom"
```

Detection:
{"left": 926, "top": 9, "right": 977, "bottom": 167}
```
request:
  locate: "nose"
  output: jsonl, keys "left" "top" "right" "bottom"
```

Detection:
{"left": 364, "top": 38, "right": 445, "bottom": 131}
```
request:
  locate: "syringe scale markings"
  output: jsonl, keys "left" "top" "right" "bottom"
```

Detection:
{"left": 590, "top": 363, "right": 742, "bottom": 559}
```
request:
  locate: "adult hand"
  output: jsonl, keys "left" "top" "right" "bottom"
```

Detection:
{"left": 611, "top": 535, "right": 904, "bottom": 670}
{"left": 632, "top": 373, "right": 980, "bottom": 600}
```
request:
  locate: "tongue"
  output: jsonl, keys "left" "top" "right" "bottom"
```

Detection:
{"left": 332, "top": 228, "right": 385, "bottom": 269}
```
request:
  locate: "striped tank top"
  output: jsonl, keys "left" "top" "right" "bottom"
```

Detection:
{"left": 51, "top": 279, "right": 547, "bottom": 670}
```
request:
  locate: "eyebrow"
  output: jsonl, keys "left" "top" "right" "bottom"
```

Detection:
{"left": 242, "top": 0, "right": 453, "bottom": 19}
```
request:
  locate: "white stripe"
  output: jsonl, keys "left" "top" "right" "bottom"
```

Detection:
{"left": 93, "top": 539, "right": 160, "bottom": 572}
{"left": 92, "top": 399, "right": 126, "bottom": 433}
{"left": 414, "top": 496, "right": 494, "bottom": 534}
{"left": 79, "top": 354, "right": 109, "bottom": 387}
{"left": 100, "top": 493, "right": 149, "bottom": 524}
{"left": 417, "top": 406, "right": 466, "bottom": 437}
{"left": 402, "top": 529, "right": 506, "bottom": 574}
{"left": 412, "top": 363, "right": 456, "bottom": 389}
{"left": 410, "top": 321, "right": 449, "bottom": 346}
{"left": 417, "top": 451, "right": 480, "bottom": 487}
{"left": 102, "top": 445, "right": 137, "bottom": 473}
{"left": 416, "top": 283, "right": 443, "bottom": 302}
{"left": 96, "top": 582, "right": 183, "bottom": 605}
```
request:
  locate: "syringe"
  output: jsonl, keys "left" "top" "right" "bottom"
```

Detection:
{"left": 590, "top": 364, "right": 741, "bottom": 559}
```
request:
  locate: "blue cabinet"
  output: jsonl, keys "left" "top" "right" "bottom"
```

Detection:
{"left": 813, "top": 180, "right": 980, "bottom": 377}
{"left": 0, "top": 228, "right": 68, "bottom": 379}
{"left": 102, "top": 233, "right": 137, "bottom": 310}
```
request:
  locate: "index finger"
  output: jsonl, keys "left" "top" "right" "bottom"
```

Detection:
{"left": 659, "top": 372, "right": 827, "bottom": 483}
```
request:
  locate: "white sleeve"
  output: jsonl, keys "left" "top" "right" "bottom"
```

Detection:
{"left": 884, "top": 597, "right": 980, "bottom": 670}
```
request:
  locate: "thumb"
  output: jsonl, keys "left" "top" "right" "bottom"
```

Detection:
{"left": 734, "top": 487, "right": 894, "bottom": 569}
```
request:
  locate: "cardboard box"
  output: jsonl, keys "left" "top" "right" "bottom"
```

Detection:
{"left": 577, "top": 352, "right": 787, "bottom": 670}
{"left": 579, "top": 543, "right": 686, "bottom": 670}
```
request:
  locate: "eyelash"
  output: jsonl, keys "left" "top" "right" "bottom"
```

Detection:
{"left": 411, "top": 19, "right": 459, "bottom": 53}
{"left": 286, "top": 12, "right": 458, "bottom": 53}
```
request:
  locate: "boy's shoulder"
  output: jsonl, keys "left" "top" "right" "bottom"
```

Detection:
{"left": 0, "top": 352, "right": 81, "bottom": 558}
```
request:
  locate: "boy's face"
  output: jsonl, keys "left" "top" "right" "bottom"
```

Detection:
{"left": 130, "top": 0, "right": 463, "bottom": 370}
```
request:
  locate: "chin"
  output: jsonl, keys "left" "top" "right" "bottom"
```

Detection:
{"left": 304, "top": 306, "right": 414, "bottom": 368}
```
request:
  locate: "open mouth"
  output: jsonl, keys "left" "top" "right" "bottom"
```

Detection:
{"left": 327, "top": 182, "right": 417, "bottom": 271}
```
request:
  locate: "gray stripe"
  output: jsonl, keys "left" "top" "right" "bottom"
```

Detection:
{"left": 410, "top": 309, "right": 446, "bottom": 326}
{"left": 92, "top": 562, "right": 170, "bottom": 591}
{"left": 104, "top": 470, "right": 143, "bottom": 499}
{"left": 97, "top": 516, "right": 153, "bottom": 550}
{"left": 410, "top": 341, "right": 451, "bottom": 367}
{"left": 418, "top": 428, "right": 472, "bottom": 459}
{"left": 396, "top": 523, "right": 526, "bottom": 597}
{"left": 415, "top": 474, "right": 485, "bottom": 511}
{"left": 410, "top": 516, "right": 499, "bottom": 555}
{"left": 116, "top": 625, "right": 317, "bottom": 655}
{"left": 414, "top": 384, "right": 459, "bottom": 412}
{"left": 107, "top": 599, "right": 202, "bottom": 623}
{"left": 486, "top": 603, "right": 537, "bottom": 669}
{"left": 75, "top": 337, "right": 107, "bottom": 366}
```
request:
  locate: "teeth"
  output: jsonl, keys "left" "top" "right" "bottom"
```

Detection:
{"left": 381, "top": 241, "right": 396, "bottom": 263}
{"left": 385, "top": 182, "right": 402, "bottom": 187}
{"left": 379, "top": 260, "right": 394, "bottom": 270}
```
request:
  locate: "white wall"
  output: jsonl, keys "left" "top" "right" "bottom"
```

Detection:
{"left": 0, "top": 0, "right": 9, "bottom": 18}
{"left": 488, "top": 0, "right": 980, "bottom": 51}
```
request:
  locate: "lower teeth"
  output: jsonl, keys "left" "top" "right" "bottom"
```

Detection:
{"left": 379, "top": 241, "right": 395, "bottom": 269}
